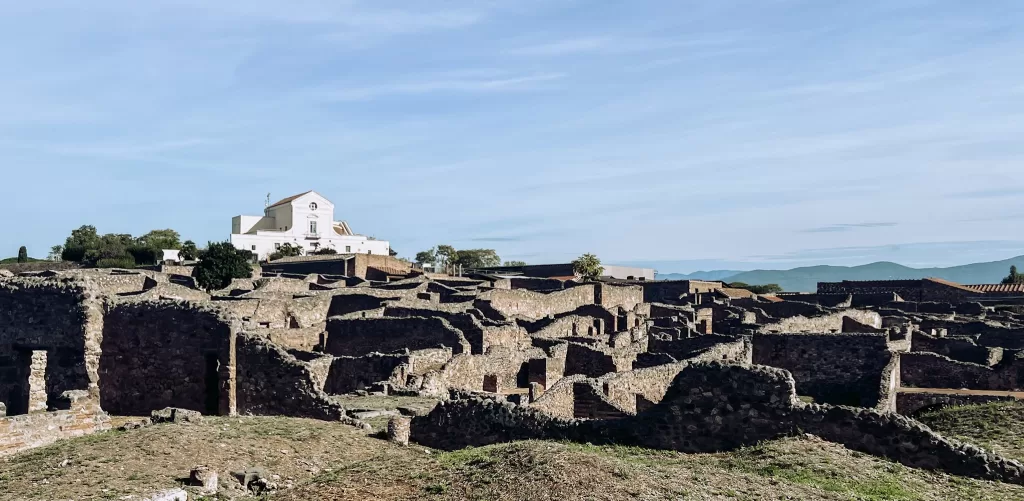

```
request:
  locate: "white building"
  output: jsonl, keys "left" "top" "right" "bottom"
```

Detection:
{"left": 230, "top": 191, "right": 390, "bottom": 261}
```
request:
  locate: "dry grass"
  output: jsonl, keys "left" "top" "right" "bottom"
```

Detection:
{"left": 1, "top": 407, "right": 1022, "bottom": 500}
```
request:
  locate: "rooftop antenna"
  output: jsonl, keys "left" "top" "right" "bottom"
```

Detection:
{"left": 265, "top": 193, "right": 271, "bottom": 207}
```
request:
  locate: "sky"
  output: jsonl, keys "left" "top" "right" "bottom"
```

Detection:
{"left": 2, "top": 1, "right": 1024, "bottom": 273}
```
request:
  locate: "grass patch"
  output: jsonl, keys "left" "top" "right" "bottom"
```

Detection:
{"left": 917, "top": 401, "right": 1024, "bottom": 462}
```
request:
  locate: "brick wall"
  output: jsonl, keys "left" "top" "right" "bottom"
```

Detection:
{"left": 0, "top": 391, "right": 110, "bottom": 457}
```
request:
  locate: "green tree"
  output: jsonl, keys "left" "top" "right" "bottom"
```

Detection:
{"left": 435, "top": 245, "right": 457, "bottom": 271}
{"left": 179, "top": 240, "right": 198, "bottom": 261}
{"left": 453, "top": 249, "right": 501, "bottom": 269}
{"left": 48, "top": 245, "right": 63, "bottom": 262}
{"left": 503, "top": 260, "right": 527, "bottom": 267}
{"left": 1002, "top": 265, "right": 1024, "bottom": 285}
{"left": 195, "top": 242, "right": 253, "bottom": 290}
{"left": 62, "top": 225, "right": 100, "bottom": 262}
{"left": 268, "top": 243, "right": 304, "bottom": 261}
{"left": 312, "top": 247, "right": 338, "bottom": 255}
{"left": 727, "top": 282, "right": 783, "bottom": 294}
{"left": 572, "top": 253, "right": 604, "bottom": 281}
{"left": 415, "top": 248, "right": 437, "bottom": 265}
{"left": 137, "top": 229, "right": 182, "bottom": 250}
{"left": 17, "top": 246, "right": 28, "bottom": 263}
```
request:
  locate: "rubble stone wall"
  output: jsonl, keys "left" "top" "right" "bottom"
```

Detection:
{"left": 99, "top": 300, "right": 236, "bottom": 416}
{"left": 900, "top": 352, "right": 1022, "bottom": 391}
{"left": 0, "top": 392, "right": 110, "bottom": 457}
{"left": 752, "top": 332, "right": 891, "bottom": 407}
{"left": 235, "top": 333, "right": 345, "bottom": 420}
{"left": 0, "top": 277, "right": 101, "bottom": 415}
{"left": 324, "top": 317, "right": 470, "bottom": 356}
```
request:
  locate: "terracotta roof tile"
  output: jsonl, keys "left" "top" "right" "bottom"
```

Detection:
{"left": 967, "top": 283, "right": 1024, "bottom": 293}
{"left": 924, "top": 277, "right": 983, "bottom": 293}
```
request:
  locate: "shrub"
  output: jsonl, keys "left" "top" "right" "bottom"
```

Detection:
{"left": 95, "top": 257, "right": 137, "bottom": 269}
{"left": 195, "top": 241, "right": 253, "bottom": 290}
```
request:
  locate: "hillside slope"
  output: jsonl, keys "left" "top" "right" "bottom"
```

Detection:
{"left": 723, "top": 255, "right": 1024, "bottom": 292}
{"left": 2, "top": 415, "right": 1020, "bottom": 500}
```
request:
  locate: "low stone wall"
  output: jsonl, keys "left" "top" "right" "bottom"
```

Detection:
{"left": 900, "top": 352, "right": 1022, "bottom": 391}
{"left": 235, "top": 333, "right": 345, "bottom": 420}
{"left": 912, "top": 333, "right": 1002, "bottom": 365}
{"left": 324, "top": 317, "right": 470, "bottom": 356}
{"left": 323, "top": 353, "right": 409, "bottom": 394}
{"left": 0, "top": 391, "right": 110, "bottom": 456}
{"left": 760, "top": 309, "right": 881, "bottom": 334}
{"left": 411, "top": 363, "right": 1024, "bottom": 485}
{"left": 895, "top": 391, "right": 1017, "bottom": 416}
{"left": 476, "top": 285, "right": 597, "bottom": 320}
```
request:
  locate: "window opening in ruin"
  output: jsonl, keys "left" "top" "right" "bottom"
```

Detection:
{"left": 204, "top": 354, "right": 220, "bottom": 415}
{"left": 516, "top": 362, "right": 530, "bottom": 388}
{"left": 482, "top": 374, "right": 499, "bottom": 393}
{"left": 6, "top": 349, "right": 47, "bottom": 416}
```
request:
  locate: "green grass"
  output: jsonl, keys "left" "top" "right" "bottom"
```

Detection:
{"left": 0, "top": 257, "right": 44, "bottom": 264}
{"left": 916, "top": 401, "right": 1024, "bottom": 462}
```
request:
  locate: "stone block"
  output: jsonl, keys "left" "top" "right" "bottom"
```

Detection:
{"left": 190, "top": 465, "right": 218, "bottom": 493}
{"left": 151, "top": 407, "right": 203, "bottom": 424}
{"left": 387, "top": 415, "right": 411, "bottom": 446}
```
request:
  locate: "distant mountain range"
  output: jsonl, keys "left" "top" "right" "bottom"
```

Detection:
{"left": 656, "top": 255, "right": 1024, "bottom": 292}
{"left": 657, "top": 270, "right": 743, "bottom": 281}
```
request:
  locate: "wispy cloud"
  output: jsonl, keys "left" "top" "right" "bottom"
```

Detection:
{"left": 949, "top": 187, "right": 1024, "bottom": 199}
{"left": 801, "top": 222, "right": 898, "bottom": 233}
{"left": 506, "top": 34, "right": 739, "bottom": 56}
{"left": 321, "top": 73, "right": 566, "bottom": 101}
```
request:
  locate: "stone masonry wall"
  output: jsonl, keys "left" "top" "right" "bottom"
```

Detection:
{"left": 323, "top": 353, "right": 409, "bottom": 394}
{"left": 476, "top": 285, "right": 597, "bottom": 320}
{"left": 900, "top": 352, "right": 1023, "bottom": 391}
{"left": 324, "top": 317, "right": 470, "bottom": 356}
{"left": 0, "top": 277, "right": 102, "bottom": 415}
{"left": 99, "top": 300, "right": 236, "bottom": 416}
{"left": 0, "top": 391, "right": 110, "bottom": 457}
{"left": 235, "top": 333, "right": 345, "bottom": 420}
{"left": 411, "top": 363, "right": 1024, "bottom": 485}
{"left": 752, "top": 332, "right": 892, "bottom": 407}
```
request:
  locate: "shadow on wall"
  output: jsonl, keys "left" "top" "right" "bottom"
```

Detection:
{"left": 98, "top": 301, "right": 233, "bottom": 416}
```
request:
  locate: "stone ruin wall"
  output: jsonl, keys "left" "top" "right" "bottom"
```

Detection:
{"left": 411, "top": 362, "right": 1024, "bottom": 485}
{"left": 900, "top": 351, "right": 1023, "bottom": 391}
{"left": 0, "top": 389, "right": 110, "bottom": 457}
{"left": 0, "top": 277, "right": 102, "bottom": 416}
{"left": 751, "top": 332, "right": 893, "bottom": 407}
{"left": 476, "top": 284, "right": 597, "bottom": 320}
{"left": 99, "top": 299, "right": 237, "bottom": 416}
{"left": 324, "top": 317, "right": 471, "bottom": 356}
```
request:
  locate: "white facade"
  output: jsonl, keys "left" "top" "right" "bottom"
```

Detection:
{"left": 230, "top": 191, "right": 390, "bottom": 261}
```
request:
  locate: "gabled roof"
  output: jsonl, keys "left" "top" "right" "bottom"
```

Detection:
{"left": 719, "top": 287, "right": 757, "bottom": 299}
{"left": 924, "top": 277, "right": 983, "bottom": 294}
{"left": 267, "top": 190, "right": 314, "bottom": 209}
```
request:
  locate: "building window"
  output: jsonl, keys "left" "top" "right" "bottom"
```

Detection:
{"left": 345, "top": 245, "right": 351, "bottom": 252}
{"left": 251, "top": 245, "right": 256, "bottom": 251}
{"left": 309, "top": 202, "right": 318, "bottom": 211}
{"left": 274, "top": 243, "right": 281, "bottom": 249}
{"left": 309, "top": 221, "right": 317, "bottom": 234}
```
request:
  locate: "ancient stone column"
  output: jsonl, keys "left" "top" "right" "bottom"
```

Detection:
{"left": 387, "top": 416, "right": 411, "bottom": 446}
{"left": 28, "top": 350, "right": 48, "bottom": 413}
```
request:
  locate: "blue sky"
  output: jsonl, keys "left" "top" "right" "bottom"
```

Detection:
{"left": 3, "top": 1, "right": 1024, "bottom": 273}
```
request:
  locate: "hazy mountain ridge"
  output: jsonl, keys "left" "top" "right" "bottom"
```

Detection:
{"left": 699, "top": 255, "right": 1024, "bottom": 292}
{"left": 655, "top": 270, "right": 742, "bottom": 281}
